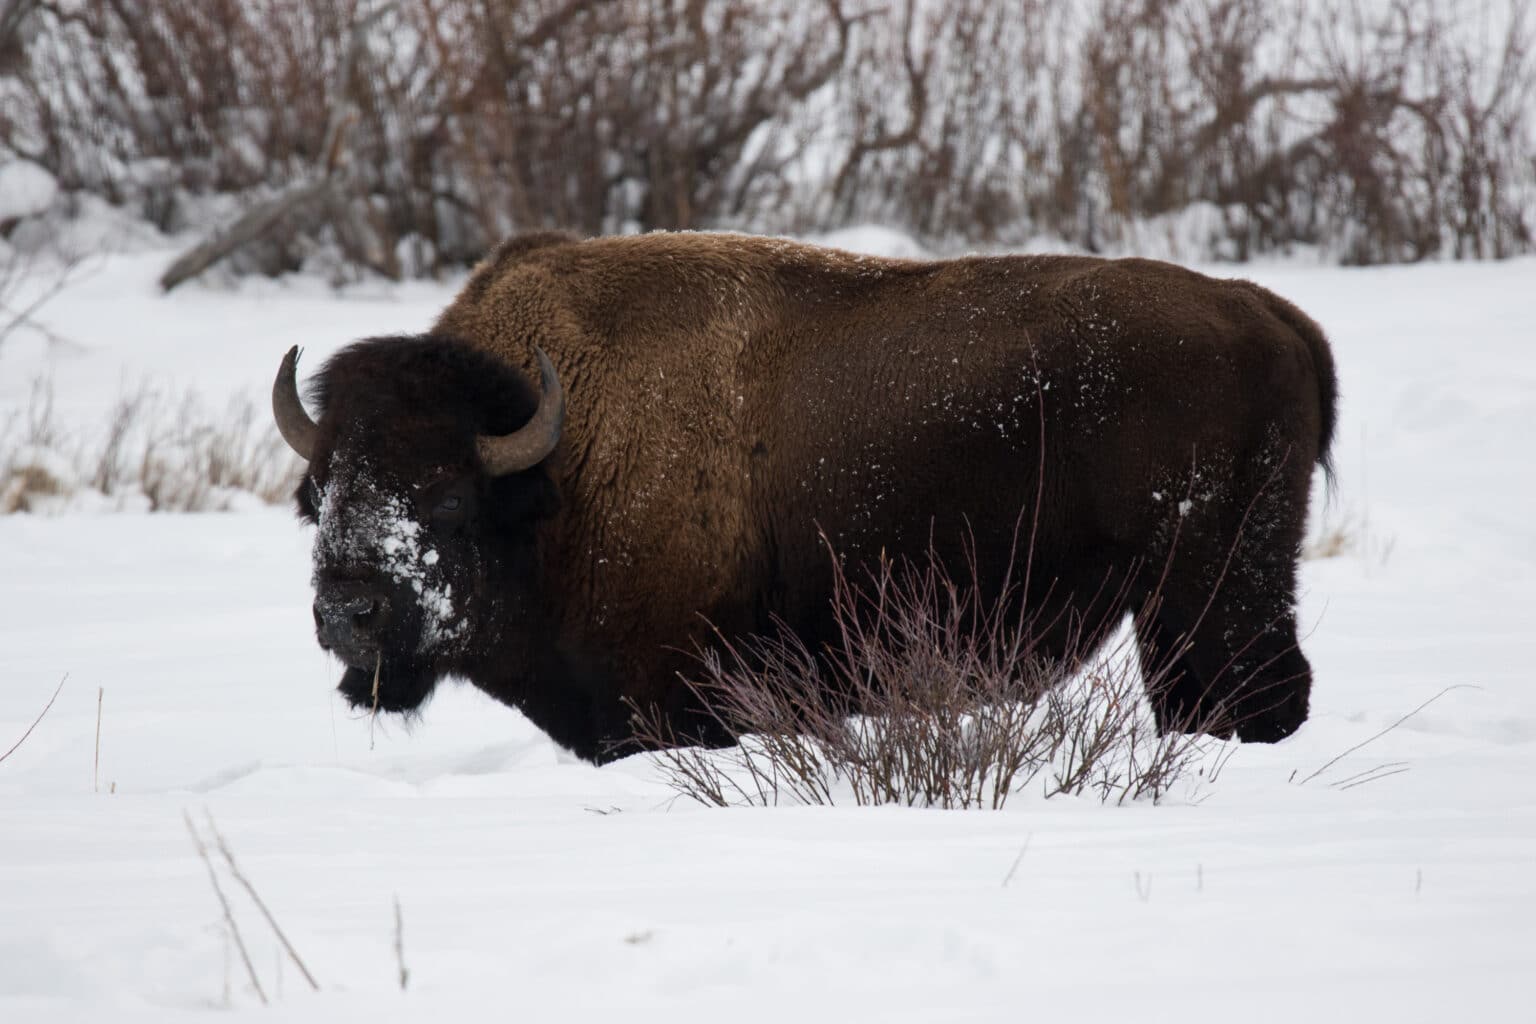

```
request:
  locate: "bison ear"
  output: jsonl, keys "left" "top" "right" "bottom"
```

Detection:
{"left": 476, "top": 346, "right": 564, "bottom": 475}
{"left": 272, "top": 345, "right": 319, "bottom": 461}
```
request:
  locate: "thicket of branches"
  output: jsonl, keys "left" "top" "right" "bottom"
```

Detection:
{"left": 2, "top": 0, "right": 1533, "bottom": 274}
{"left": 630, "top": 538, "right": 1233, "bottom": 809}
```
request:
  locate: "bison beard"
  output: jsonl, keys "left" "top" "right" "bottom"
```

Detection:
{"left": 337, "top": 660, "right": 435, "bottom": 716}
{"left": 273, "top": 231, "right": 1338, "bottom": 764}
{"left": 318, "top": 574, "right": 440, "bottom": 715}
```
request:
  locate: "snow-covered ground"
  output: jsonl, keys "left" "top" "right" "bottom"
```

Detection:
{"left": 2, "top": 230, "right": 1534, "bottom": 1021}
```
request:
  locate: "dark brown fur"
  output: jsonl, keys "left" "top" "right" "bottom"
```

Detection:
{"left": 295, "top": 231, "right": 1337, "bottom": 762}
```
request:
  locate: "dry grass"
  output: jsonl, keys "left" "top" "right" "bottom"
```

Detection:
{"left": 185, "top": 809, "right": 320, "bottom": 1005}
{"left": 1303, "top": 508, "right": 1396, "bottom": 566}
{"left": 185, "top": 811, "right": 267, "bottom": 1006}
{"left": 1, "top": 376, "right": 301, "bottom": 514}
{"left": 393, "top": 894, "right": 408, "bottom": 991}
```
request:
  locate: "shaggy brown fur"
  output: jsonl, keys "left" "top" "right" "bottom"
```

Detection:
{"left": 286, "top": 230, "right": 1337, "bottom": 762}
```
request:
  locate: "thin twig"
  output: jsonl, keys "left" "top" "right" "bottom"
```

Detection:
{"left": 1327, "top": 761, "right": 1409, "bottom": 788}
{"left": 1336, "top": 766, "right": 1412, "bottom": 790}
{"left": 185, "top": 812, "right": 267, "bottom": 1006}
{"left": 393, "top": 894, "right": 409, "bottom": 991}
{"left": 203, "top": 811, "right": 321, "bottom": 992}
{"left": 1001, "top": 833, "right": 1033, "bottom": 888}
{"left": 0, "top": 250, "right": 90, "bottom": 351}
{"left": 93, "top": 685, "right": 102, "bottom": 792}
{"left": 0, "top": 673, "right": 67, "bottom": 766}
{"left": 370, "top": 652, "right": 382, "bottom": 750}
{"left": 1298, "top": 686, "right": 1472, "bottom": 785}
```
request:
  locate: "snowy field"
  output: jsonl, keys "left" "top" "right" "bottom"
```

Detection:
{"left": 2, "top": 229, "right": 1535, "bottom": 1021}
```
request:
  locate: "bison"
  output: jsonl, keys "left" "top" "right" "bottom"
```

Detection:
{"left": 272, "top": 230, "right": 1336, "bottom": 763}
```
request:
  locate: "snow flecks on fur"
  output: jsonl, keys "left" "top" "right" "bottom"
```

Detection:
{"left": 313, "top": 461, "right": 467, "bottom": 654}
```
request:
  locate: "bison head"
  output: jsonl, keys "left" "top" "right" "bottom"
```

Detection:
{"left": 273, "top": 336, "right": 562, "bottom": 714}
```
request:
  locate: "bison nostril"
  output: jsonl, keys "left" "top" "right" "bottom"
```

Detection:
{"left": 351, "top": 598, "right": 379, "bottom": 627}
{"left": 314, "top": 591, "right": 388, "bottom": 645}
{"left": 340, "top": 596, "right": 373, "bottom": 616}
{"left": 344, "top": 594, "right": 389, "bottom": 630}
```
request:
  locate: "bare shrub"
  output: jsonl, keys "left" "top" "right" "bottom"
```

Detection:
{"left": 89, "top": 385, "right": 151, "bottom": 495}
{"left": 5, "top": 0, "right": 856, "bottom": 276}
{"left": 632, "top": 540, "right": 1228, "bottom": 810}
{"left": 140, "top": 393, "right": 298, "bottom": 510}
{"left": 4, "top": 0, "right": 1530, "bottom": 271}
{"left": 1063, "top": 0, "right": 1536, "bottom": 261}
{"left": 818, "top": 0, "right": 1076, "bottom": 246}
{"left": 0, "top": 242, "right": 88, "bottom": 351}
{"left": 1, "top": 377, "right": 301, "bottom": 514}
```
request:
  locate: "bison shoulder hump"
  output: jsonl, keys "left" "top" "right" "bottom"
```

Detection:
{"left": 460, "top": 231, "right": 582, "bottom": 302}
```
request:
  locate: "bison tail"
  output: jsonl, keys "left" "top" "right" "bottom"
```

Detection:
{"left": 1264, "top": 291, "right": 1339, "bottom": 490}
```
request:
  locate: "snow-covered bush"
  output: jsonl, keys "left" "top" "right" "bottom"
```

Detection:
{"left": 1, "top": 0, "right": 1532, "bottom": 271}
{"left": 0, "top": 158, "right": 55, "bottom": 226}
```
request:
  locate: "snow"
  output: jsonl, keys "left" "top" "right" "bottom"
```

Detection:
{"left": 811, "top": 224, "right": 932, "bottom": 260}
{"left": 3, "top": 230, "right": 1536, "bottom": 1021}
{"left": 0, "top": 160, "right": 58, "bottom": 222}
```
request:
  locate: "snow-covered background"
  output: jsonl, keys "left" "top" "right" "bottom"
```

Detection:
{"left": 2, "top": 222, "right": 1535, "bottom": 1021}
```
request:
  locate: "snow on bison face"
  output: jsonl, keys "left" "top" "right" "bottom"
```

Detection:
{"left": 272, "top": 337, "right": 563, "bottom": 714}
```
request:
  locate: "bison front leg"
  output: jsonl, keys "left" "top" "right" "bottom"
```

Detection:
{"left": 1134, "top": 493, "right": 1314, "bottom": 741}
{"left": 1134, "top": 605, "right": 1312, "bottom": 743}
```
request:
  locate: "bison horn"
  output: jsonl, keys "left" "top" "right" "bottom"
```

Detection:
{"left": 272, "top": 345, "right": 319, "bottom": 461}
{"left": 477, "top": 346, "right": 565, "bottom": 475}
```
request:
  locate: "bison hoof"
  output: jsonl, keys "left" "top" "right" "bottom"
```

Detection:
{"left": 1234, "top": 706, "right": 1307, "bottom": 743}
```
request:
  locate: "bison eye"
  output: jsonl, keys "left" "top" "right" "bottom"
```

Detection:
{"left": 427, "top": 483, "right": 475, "bottom": 532}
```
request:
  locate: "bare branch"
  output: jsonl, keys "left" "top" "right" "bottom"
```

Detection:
{"left": 0, "top": 248, "right": 89, "bottom": 351}
{"left": 1298, "top": 685, "right": 1474, "bottom": 785}
{"left": 158, "top": 178, "right": 334, "bottom": 292}
{"left": 157, "top": 2, "right": 395, "bottom": 291}
{"left": 0, "top": 673, "right": 66, "bottom": 766}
